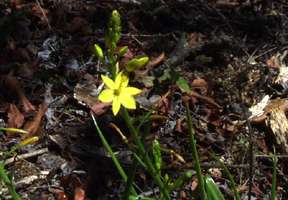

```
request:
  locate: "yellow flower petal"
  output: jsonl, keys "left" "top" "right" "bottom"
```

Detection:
{"left": 112, "top": 97, "right": 121, "bottom": 115}
{"left": 119, "top": 94, "right": 136, "bottom": 109}
{"left": 122, "top": 87, "right": 141, "bottom": 95}
{"left": 121, "top": 74, "right": 129, "bottom": 88}
{"left": 114, "top": 72, "right": 123, "bottom": 89}
{"left": 98, "top": 89, "right": 114, "bottom": 102}
{"left": 101, "top": 75, "right": 115, "bottom": 89}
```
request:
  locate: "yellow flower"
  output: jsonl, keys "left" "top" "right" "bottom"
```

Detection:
{"left": 98, "top": 72, "right": 141, "bottom": 115}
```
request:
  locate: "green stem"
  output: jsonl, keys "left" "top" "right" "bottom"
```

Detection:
{"left": 210, "top": 152, "right": 240, "bottom": 200}
{"left": 185, "top": 103, "right": 206, "bottom": 200}
{"left": 0, "top": 162, "right": 21, "bottom": 200}
{"left": 122, "top": 108, "right": 170, "bottom": 200}
{"left": 91, "top": 113, "right": 137, "bottom": 196}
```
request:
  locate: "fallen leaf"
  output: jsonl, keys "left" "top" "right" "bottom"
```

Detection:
{"left": 266, "top": 51, "right": 287, "bottom": 69}
{"left": 74, "top": 187, "right": 85, "bottom": 200}
{"left": 24, "top": 103, "right": 47, "bottom": 136}
{"left": 3, "top": 75, "right": 35, "bottom": 112}
{"left": 19, "top": 93, "right": 36, "bottom": 113}
{"left": 191, "top": 78, "right": 208, "bottom": 95}
{"left": 175, "top": 118, "right": 184, "bottom": 133}
{"left": 31, "top": 3, "right": 49, "bottom": 23}
{"left": 50, "top": 188, "right": 68, "bottom": 200}
{"left": 7, "top": 103, "right": 24, "bottom": 129}
{"left": 189, "top": 90, "right": 222, "bottom": 109}
{"left": 91, "top": 102, "right": 110, "bottom": 115}
{"left": 155, "top": 91, "right": 170, "bottom": 113}
{"left": 146, "top": 52, "right": 165, "bottom": 69}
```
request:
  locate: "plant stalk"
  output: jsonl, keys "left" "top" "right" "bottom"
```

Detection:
{"left": 185, "top": 103, "right": 207, "bottom": 200}
{"left": 91, "top": 112, "right": 137, "bottom": 196}
{"left": 122, "top": 108, "right": 170, "bottom": 200}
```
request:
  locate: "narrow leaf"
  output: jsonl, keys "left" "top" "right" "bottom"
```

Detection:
{"left": 118, "top": 46, "right": 128, "bottom": 57}
{"left": 205, "top": 176, "right": 225, "bottom": 200}
{"left": 126, "top": 56, "right": 149, "bottom": 72}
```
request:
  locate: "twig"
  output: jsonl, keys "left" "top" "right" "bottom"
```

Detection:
{"left": 4, "top": 148, "right": 49, "bottom": 165}
{"left": 201, "top": 162, "right": 249, "bottom": 169}
{"left": 164, "top": 33, "right": 205, "bottom": 67}
{"left": 35, "top": 0, "right": 52, "bottom": 30}
{"left": 122, "top": 32, "right": 173, "bottom": 38}
{"left": 255, "top": 154, "right": 288, "bottom": 158}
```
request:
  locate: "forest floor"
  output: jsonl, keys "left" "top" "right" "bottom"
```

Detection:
{"left": 1, "top": 0, "right": 288, "bottom": 199}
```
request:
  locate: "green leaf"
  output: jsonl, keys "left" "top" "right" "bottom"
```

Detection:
{"left": 94, "top": 44, "right": 104, "bottom": 60}
{"left": 204, "top": 176, "right": 225, "bottom": 200}
{"left": 158, "top": 68, "right": 171, "bottom": 82}
{"left": 176, "top": 77, "right": 191, "bottom": 92}
{"left": 170, "top": 171, "right": 193, "bottom": 191}
{"left": 118, "top": 46, "right": 128, "bottom": 57}
{"left": 126, "top": 56, "right": 149, "bottom": 72}
{"left": 152, "top": 139, "right": 162, "bottom": 173}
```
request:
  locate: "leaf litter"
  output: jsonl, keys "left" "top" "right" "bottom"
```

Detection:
{"left": 1, "top": 0, "right": 288, "bottom": 199}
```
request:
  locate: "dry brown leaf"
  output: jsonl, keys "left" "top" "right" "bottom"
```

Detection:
{"left": 179, "top": 190, "right": 188, "bottom": 199}
{"left": 191, "top": 78, "right": 208, "bottom": 95}
{"left": 146, "top": 52, "right": 165, "bottom": 69}
{"left": 50, "top": 188, "right": 68, "bottom": 200}
{"left": 3, "top": 76, "right": 35, "bottom": 112}
{"left": 91, "top": 102, "right": 110, "bottom": 115}
{"left": 74, "top": 187, "right": 85, "bottom": 200}
{"left": 189, "top": 90, "right": 222, "bottom": 109}
{"left": 175, "top": 118, "right": 184, "bottom": 133}
{"left": 19, "top": 93, "right": 36, "bottom": 113}
{"left": 266, "top": 55, "right": 280, "bottom": 68}
{"left": 23, "top": 103, "right": 47, "bottom": 136}
{"left": 7, "top": 103, "right": 24, "bottom": 129}
{"left": 31, "top": 3, "right": 49, "bottom": 20}
{"left": 155, "top": 91, "right": 170, "bottom": 114}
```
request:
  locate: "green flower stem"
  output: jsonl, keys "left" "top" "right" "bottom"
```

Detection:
{"left": 185, "top": 103, "right": 207, "bottom": 200}
{"left": 0, "top": 162, "right": 21, "bottom": 200}
{"left": 91, "top": 113, "right": 137, "bottom": 196}
{"left": 122, "top": 108, "right": 170, "bottom": 200}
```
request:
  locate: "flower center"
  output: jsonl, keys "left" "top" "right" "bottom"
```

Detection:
{"left": 114, "top": 89, "right": 121, "bottom": 96}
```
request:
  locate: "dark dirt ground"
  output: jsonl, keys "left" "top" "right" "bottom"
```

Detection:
{"left": 1, "top": 0, "right": 288, "bottom": 199}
